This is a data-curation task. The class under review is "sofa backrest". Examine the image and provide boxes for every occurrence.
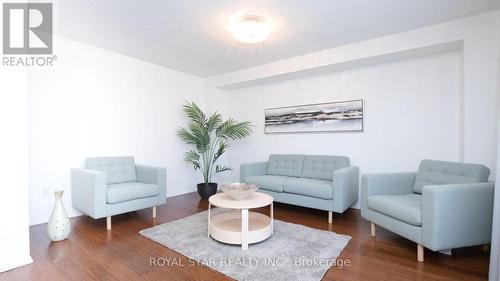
[266,154,304,177]
[302,155,350,180]
[413,159,490,194]
[86,156,137,184]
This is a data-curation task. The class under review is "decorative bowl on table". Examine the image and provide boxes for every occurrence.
[221,183,259,200]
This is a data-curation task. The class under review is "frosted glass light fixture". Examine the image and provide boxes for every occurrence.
[228,9,272,43]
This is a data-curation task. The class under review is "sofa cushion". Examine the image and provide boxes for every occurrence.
[413,159,490,194]
[302,155,350,180]
[283,178,334,200]
[367,194,422,226]
[107,182,159,204]
[245,175,294,193]
[266,154,304,177]
[86,156,137,184]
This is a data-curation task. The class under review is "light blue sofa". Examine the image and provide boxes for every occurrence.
[240,154,359,223]
[361,159,494,262]
[71,156,166,230]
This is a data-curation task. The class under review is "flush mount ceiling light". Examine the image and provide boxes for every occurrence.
[228,8,273,44]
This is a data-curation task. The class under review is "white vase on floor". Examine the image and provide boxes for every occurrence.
[47,191,71,241]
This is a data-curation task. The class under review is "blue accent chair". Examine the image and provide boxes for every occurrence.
[241,154,359,223]
[361,159,494,261]
[71,156,166,229]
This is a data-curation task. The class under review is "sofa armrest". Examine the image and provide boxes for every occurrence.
[422,182,494,251]
[240,161,268,182]
[332,166,359,212]
[361,172,416,218]
[71,168,107,219]
[136,165,167,205]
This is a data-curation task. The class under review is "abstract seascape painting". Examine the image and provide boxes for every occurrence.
[265,100,364,133]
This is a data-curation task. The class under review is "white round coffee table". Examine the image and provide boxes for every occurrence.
[208,192,273,250]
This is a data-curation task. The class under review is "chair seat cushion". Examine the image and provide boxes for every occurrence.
[368,194,422,226]
[283,178,333,200]
[107,182,159,204]
[245,175,295,193]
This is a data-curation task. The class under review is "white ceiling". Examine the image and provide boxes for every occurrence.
[55,0,500,77]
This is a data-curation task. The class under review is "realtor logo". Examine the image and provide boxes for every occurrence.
[3,3,53,54]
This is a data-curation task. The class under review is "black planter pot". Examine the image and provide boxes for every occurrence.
[197,182,218,199]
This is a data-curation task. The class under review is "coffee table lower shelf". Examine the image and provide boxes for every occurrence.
[208,211,272,248]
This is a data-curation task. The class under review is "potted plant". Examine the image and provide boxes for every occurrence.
[177,102,253,198]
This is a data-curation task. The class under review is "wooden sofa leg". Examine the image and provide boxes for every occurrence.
[328,211,332,224]
[153,206,157,218]
[370,222,376,237]
[106,216,111,230]
[438,249,452,255]
[482,244,490,252]
[417,244,424,262]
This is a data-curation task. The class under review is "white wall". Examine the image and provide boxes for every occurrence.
[0,0,32,271]
[490,117,500,280]
[488,13,500,280]
[28,37,206,225]
[0,54,32,273]
[218,52,461,193]
[206,12,500,210]
[208,12,500,185]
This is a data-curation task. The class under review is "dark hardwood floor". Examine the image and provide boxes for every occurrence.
[0,192,490,281]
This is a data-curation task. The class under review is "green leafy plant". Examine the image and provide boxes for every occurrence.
[177,102,253,185]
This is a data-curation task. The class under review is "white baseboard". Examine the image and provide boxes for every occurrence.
[0,255,33,273]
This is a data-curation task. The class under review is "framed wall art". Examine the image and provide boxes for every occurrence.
[264,99,364,133]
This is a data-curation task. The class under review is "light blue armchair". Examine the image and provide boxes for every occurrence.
[361,159,494,262]
[71,156,166,230]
